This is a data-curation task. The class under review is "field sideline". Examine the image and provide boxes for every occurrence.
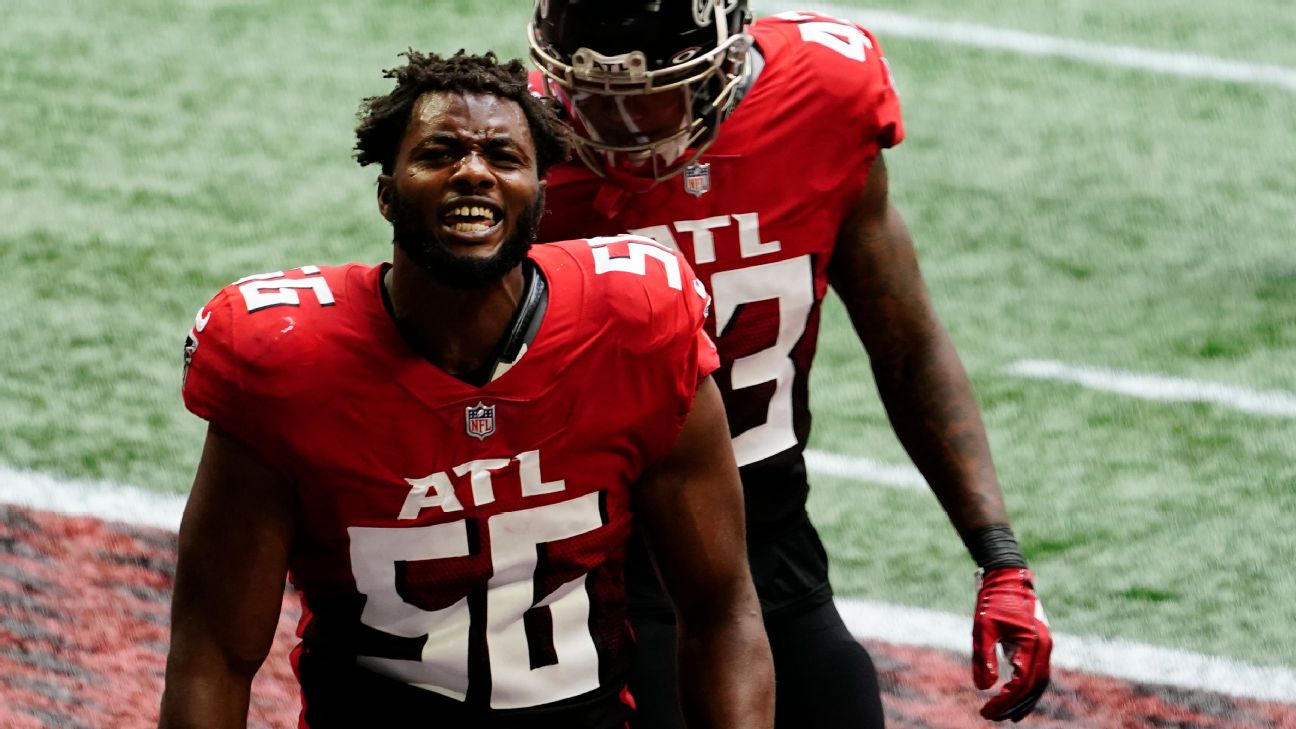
[4,460,1296,704]
[6,501,1294,728]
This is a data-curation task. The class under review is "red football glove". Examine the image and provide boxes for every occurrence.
[972,568,1052,722]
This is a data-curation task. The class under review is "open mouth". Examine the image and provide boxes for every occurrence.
[441,202,502,235]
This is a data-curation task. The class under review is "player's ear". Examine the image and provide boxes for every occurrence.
[377,175,395,222]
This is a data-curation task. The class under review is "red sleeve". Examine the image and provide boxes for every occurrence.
[636,240,719,463]
[696,330,719,384]
[634,240,717,398]
[685,275,720,386]
[180,283,293,475]
[569,236,719,456]
[857,25,905,150]
[754,13,905,154]
[182,287,247,434]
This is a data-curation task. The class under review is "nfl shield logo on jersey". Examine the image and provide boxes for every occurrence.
[683,162,711,197]
[465,402,496,440]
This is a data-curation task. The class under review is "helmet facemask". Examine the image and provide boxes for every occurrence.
[529,0,751,183]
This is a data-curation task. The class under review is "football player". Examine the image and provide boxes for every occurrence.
[528,1,1052,725]
[158,51,774,729]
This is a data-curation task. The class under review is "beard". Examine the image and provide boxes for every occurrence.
[390,187,545,290]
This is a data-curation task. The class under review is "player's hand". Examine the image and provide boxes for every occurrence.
[972,568,1052,722]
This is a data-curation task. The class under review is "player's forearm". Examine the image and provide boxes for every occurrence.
[675,605,774,729]
[870,325,1010,532]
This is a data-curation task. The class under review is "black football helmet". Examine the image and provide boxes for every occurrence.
[529,0,752,183]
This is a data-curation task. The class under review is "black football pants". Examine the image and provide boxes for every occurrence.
[628,599,886,729]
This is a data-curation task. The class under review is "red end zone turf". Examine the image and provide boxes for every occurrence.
[2,505,1293,728]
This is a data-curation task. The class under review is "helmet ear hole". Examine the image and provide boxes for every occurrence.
[528,0,751,182]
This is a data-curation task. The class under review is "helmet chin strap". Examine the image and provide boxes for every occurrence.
[733,44,764,107]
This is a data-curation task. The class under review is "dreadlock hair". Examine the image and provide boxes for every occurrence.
[355,50,572,177]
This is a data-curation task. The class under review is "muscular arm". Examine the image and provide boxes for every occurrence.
[634,376,774,729]
[828,153,1010,535]
[158,425,296,729]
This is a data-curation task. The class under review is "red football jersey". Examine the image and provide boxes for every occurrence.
[181,238,717,723]
[535,12,904,534]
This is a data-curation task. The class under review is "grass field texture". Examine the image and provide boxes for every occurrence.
[1,0,1293,672]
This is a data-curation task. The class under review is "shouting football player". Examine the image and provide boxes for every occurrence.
[158,51,774,729]
[528,1,1053,726]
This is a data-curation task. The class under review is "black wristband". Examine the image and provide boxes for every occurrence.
[961,524,1028,571]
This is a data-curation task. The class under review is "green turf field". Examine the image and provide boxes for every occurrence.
[2,0,1293,670]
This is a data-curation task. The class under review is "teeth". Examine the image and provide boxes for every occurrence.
[448,205,496,222]
[453,222,491,232]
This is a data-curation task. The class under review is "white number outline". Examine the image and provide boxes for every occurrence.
[235,266,335,312]
[347,492,606,708]
[776,12,873,62]
[588,236,683,290]
[708,255,815,466]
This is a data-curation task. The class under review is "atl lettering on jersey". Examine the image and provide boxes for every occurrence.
[181,237,717,721]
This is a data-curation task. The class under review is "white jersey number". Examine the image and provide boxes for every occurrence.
[709,255,815,466]
[588,236,683,290]
[348,492,605,708]
[776,12,873,62]
[234,266,335,312]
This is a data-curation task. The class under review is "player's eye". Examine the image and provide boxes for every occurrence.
[490,150,524,167]
[412,142,460,164]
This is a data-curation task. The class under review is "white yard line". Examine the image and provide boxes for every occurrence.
[1006,359,1296,417]
[0,465,187,531]
[804,449,927,490]
[836,598,1296,703]
[762,2,1296,94]
[3,464,1295,703]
